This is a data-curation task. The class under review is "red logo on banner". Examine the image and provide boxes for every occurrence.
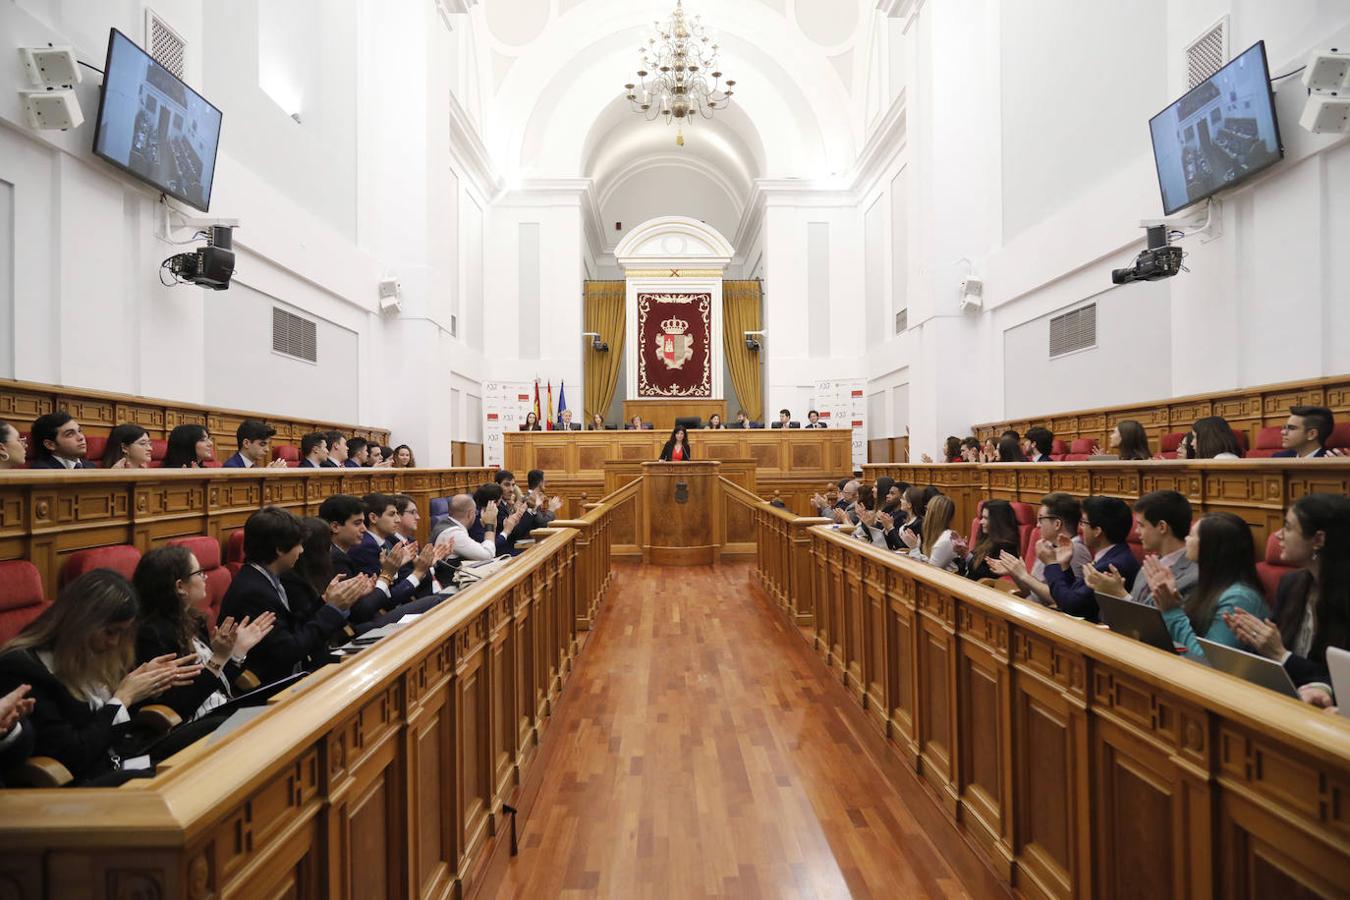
[487,413,499,421]
[852,420,863,427]
[517,394,530,402]
[819,411,831,418]
[851,390,863,398]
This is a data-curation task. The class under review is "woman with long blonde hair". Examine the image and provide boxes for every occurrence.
[903,494,964,572]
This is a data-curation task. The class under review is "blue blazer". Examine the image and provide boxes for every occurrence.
[298,458,319,468]
[347,531,390,576]
[344,459,361,468]
[1043,542,1140,622]
[29,456,95,469]
[1274,448,1327,458]
[221,452,248,468]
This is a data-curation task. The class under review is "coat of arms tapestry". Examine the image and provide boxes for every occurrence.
[636,292,712,397]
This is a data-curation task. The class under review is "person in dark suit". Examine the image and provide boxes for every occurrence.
[217,507,366,685]
[320,494,444,622]
[322,431,347,468]
[221,419,290,469]
[729,411,750,429]
[1024,426,1055,462]
[558,410,581,431]
[1040,496,1140,622]
[1274,406,1337,459]
[28,412,94,469]
[658,427,692,461]
[297,432,329,468]
[770,409,799,429]
[133,547,276,722]
[521,413,543,431]
[0,570,203,784]
[803,410,828,428]
[344,437,369,467]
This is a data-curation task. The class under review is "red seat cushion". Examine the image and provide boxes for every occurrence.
[1159,431,1186,459]
[150,439,168,462]
[1050,439,1068,455]
[274,444,299,465]
[0,561,48,645]
[168,536,231,628]
[58,545,142,589]
[1255,532,1295,605]
[1069,438,1095,455]
[225,529,245,575]
[1247,426,1285,458]
[1329,423,1350,451]
[84,435,108,466]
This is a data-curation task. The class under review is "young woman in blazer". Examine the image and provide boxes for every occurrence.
[658,427,692,461]
[0,571,202,784]
[133,547,275,722]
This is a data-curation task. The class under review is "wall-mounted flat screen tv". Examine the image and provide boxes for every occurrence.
[92,28,223,212]
[1148,40,1282,216]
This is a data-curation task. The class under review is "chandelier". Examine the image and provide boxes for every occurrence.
[623,0,736,146]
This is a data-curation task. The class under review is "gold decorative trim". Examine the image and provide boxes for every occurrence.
[624,269,725,279]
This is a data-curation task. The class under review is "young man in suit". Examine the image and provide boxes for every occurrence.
[1084,490,1197,609]
[771,409,794,429]
[221,420,289,468]
[1275,406,1335,458]
[989,492,1093,604]
[28,412,94,469]
[1024,426,1055,462]
[217,506,360,684]
[345,437,369,467]
[298,433,329,468]
[803,410,828,428]
[320,494,444,621]
[322,431,347,468]
[1038,496,1140,621]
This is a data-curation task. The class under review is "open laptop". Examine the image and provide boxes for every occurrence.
[1327,646,1350,717]
[1197,638,1300,699]
[1095,592,1178,652]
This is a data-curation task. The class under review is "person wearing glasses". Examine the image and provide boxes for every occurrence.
[1275,406,1342,458]
[101,424,155,469]
[988,492,1092,606]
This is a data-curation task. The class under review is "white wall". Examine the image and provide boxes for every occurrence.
[0,0,493,465]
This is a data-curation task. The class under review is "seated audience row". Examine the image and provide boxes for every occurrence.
[818,467,1349,709]
[924,406,1345,464]
[550,409,833,430]
[0,414,415,471]
[0,467,559,785]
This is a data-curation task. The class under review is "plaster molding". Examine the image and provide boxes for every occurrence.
[614,216,736,270]
[447,88,502,201]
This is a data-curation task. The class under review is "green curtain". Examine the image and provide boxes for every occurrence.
[584,281,626,423]
[722,280,763,421]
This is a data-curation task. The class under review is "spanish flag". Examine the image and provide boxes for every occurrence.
[533,380,542,424]
[546,381,555,430]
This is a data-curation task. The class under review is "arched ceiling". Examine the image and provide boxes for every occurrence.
[474,0,874,186]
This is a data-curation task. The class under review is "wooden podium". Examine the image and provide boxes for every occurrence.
[640,461,721,565]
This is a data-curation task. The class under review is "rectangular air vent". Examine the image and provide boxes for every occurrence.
[273,308,317,362]
[1049,303,1096,358]
[450,314,458,337]
[1185,18,1228,89]
[894,308,908,334]
[145,9,186,79]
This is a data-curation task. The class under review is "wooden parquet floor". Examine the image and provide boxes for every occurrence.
[493,562,1003,899]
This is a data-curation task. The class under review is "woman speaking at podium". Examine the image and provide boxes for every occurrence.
[658,427,692,461]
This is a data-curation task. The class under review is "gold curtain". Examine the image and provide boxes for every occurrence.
[722,280,763,421]
[583,281,626,422]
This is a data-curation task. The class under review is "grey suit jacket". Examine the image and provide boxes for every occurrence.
[1133,553,1198,608]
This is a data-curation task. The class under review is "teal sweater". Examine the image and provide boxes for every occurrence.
[1162,583,1270,661]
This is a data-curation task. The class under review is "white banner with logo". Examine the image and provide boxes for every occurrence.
[813,378,867,470]
[482,381,534,467]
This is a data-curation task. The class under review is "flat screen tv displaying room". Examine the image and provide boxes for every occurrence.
[92,28,223,212]
[1148,40,1283,216]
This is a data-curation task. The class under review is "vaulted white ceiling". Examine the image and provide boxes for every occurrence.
[465,0,878,247]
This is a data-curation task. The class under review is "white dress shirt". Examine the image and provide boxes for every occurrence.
[435,519,495,561]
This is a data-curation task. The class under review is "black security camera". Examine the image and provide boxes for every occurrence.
[1112,225,1183,286]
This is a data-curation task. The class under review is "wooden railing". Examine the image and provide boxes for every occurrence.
[544,477,640,631]
[0,528,581,900]
[862,459,1350,550]
[0,467,495,598]
[0,377,392,445]
[970,372,1350,449]
[739,489,1350,898]
[728,480,830,627]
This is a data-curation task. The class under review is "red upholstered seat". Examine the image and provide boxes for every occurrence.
[0,561,48,645]
[168,535,232,628]
[224,529,245,575]
[1051,439,1068,456]
[58,545,142,589]
[84,435,108,466]
[1247,426,1285,458]
[1233,430,1249,453]
[274,444,300,467]
[1159,431,1186,459]
[151,439,168,462]
[1255,531,1295,606]
[1329,423,1350,452]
